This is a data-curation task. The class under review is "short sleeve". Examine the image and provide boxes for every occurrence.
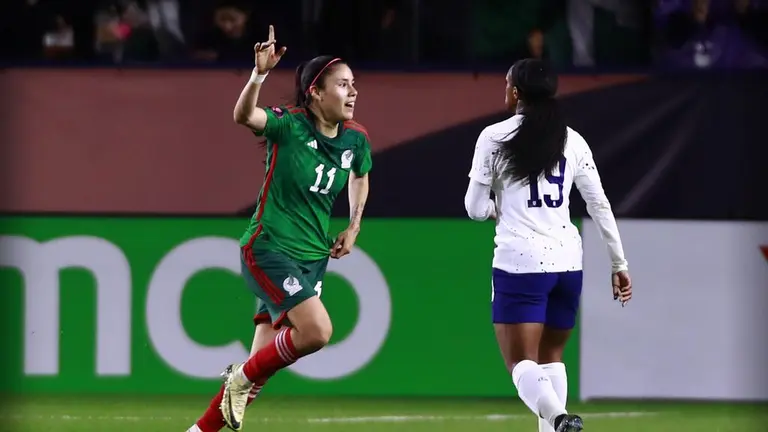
[344,121,372,176]
[252,106,294,142]
[468,129,496,185]
[354,134,372,176]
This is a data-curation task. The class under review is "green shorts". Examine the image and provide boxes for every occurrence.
[241,246,328,329]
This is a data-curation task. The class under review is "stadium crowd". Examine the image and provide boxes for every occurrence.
[2,0,767,68]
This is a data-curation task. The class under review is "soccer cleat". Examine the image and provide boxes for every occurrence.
[219,363,252,431]
[555,414,584,432]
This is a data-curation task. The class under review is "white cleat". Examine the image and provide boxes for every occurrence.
[219,364,252,431]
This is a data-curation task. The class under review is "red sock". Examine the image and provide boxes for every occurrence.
[242,328,298,382]
[195,382,267,432]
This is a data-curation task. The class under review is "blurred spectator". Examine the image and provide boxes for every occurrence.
[0,0,98,62]
[471,0,539,65]
[568,0,650,67]
[95,0,177,63]
[527,28,547,60]
[42,14,75,59]
[192,1,255,64]
[658,0,768,68]
[145,0,187,61]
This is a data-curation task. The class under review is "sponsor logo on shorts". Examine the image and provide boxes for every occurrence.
[282,276,302,296]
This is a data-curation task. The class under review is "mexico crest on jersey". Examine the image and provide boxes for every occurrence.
[341,150,354,169]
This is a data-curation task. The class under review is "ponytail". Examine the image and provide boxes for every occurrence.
[498,59,567,184]
[294,61,308,108]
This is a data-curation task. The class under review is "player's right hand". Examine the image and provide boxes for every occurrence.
[612,270,632,307]
[254,25,287,74]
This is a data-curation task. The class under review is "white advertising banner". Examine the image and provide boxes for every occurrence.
[580,220,768,401]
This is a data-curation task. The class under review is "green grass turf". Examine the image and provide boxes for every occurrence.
[1,396,765,432]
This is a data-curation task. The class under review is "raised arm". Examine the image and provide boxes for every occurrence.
[233,25,287,132]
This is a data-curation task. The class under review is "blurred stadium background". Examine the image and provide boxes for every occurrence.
[0,0,767,431]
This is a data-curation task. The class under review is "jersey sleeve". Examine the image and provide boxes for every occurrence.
[468,129,496,185]
[347,123,372,176]
[354,136,372,176]
[572,138,629,273]
[252,106,295,142]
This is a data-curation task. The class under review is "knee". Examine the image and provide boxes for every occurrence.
[287,297,333,354]
[307,319,333,348]
[506,353,539,375]
[295,318,332,353]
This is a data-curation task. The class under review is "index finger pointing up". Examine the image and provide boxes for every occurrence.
[268,25,274,42]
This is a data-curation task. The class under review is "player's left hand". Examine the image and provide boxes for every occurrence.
[331,227,359,259]
[612,270,632,307]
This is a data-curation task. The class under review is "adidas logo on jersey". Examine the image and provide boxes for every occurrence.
[306,140,318,149]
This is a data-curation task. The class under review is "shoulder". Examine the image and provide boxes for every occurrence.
[478,115,523,145]
[343,120,371,143]
[265,105,306,122]
[474,116,520,155]
[564,126,591,157]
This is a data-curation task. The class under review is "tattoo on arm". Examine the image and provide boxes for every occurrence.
[348,174,369,231]
[350,202,365,228]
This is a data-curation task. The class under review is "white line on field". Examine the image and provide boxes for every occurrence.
[2,411,657,423]
[307,412,656,423]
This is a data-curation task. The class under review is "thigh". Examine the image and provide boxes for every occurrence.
[241,247,318,329]
[492,269,557,325]
[544,271,583,330]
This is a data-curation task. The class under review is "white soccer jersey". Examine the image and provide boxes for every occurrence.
[466,115,628,274]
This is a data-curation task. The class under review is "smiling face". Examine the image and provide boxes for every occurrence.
[309,63,357,122]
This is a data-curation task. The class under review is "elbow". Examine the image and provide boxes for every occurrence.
[233,110,248,125]
[588,199,612,215]
[467,211,487,222]
[464,202,487,221]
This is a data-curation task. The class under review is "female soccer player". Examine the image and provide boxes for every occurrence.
[464,59,632,432]
[187,25,372,432]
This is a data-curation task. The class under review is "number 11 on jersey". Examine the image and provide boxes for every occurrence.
[310,164,336,195]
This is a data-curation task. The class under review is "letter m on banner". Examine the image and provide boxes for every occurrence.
[0,236,132,377]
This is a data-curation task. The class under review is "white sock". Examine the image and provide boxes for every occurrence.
[538,362,568,432]
[512,360,567,427]
[235,363,252,386]
[186,425,202,432]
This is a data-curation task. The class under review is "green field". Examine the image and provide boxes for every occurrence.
[1,396,766,432]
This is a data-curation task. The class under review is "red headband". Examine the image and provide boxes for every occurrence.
[305,58,342,96]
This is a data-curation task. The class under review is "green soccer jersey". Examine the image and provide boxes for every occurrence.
[240,105,373,261]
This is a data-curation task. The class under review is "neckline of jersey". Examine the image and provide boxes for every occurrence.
[299,113,346,144]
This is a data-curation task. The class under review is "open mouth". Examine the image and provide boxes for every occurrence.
[344,101,355,108]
